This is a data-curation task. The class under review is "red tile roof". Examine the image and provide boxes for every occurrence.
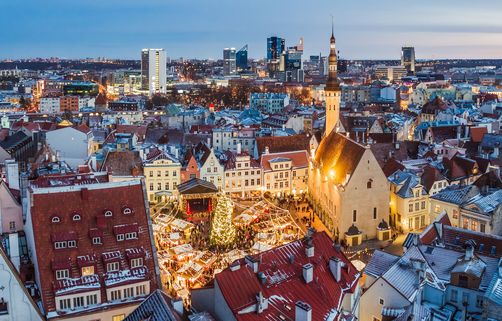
[421,215,502,257]
[256,134,312,156]
[470,126,488,143]
[419,211,451,245]
[116,125,148,142]
[29,181,158,316]
[420,165,446,192]
[214,232,359,321]
[260,150,309,171]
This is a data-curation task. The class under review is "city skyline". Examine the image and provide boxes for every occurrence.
[2,0,502,60]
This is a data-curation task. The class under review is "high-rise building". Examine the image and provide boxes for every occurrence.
[284,38,304,82]
[141,48,167,95]
[267,36,285,60]
[223,47,237,76]
[324,27,341,136]
[236,45,248,72]
[267,36,285,76]
[401,46,415,75]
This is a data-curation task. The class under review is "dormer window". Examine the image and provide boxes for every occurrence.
[104,210,113,217]
[52,216,61,223]
[123,207,132,215]
[55,269,69,280]
[73,214,81,221]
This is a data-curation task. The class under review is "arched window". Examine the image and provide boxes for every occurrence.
[73,214,81,221]
[123,208,132,215]
[51,216,61,223]
[104,210,113,217]
[367,179,373,189]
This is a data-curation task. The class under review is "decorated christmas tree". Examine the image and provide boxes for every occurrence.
[210,193,236,249]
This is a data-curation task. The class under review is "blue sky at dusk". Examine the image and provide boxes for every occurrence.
[1,0,502,60]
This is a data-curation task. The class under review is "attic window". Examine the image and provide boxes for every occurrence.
[123,208,132,215]
[73,214,81,221]
[104,210,113,217]
[52,216,61,223]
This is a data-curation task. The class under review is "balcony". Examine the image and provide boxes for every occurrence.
[53,274,101,295]
[104,266,148,287]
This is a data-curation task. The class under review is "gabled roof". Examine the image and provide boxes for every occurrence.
[177,178,218,195]
[194,142,213,166]
[442,154,478,180]
[255,134,311,156]
[382,157,406,177]
[339,115,379,133]
[388,170,425,198]
[0,131,31,152]
[484,260,502,305]
[314,132,367,185]
[145,147,179,164]
[370,142,411,169]
[470,126,488,143]
[473,170,502,189]
[421,96,449,115]
[123,289,183,321]
[214,231,359,321]
[431,184,479,205]
[260,150,309,172]
[380,246,426,299]
[463,189,502,215]
[419,211,451,245]
[101,150,143,177]
[481,134,502,149]
[116,124,147,142]
[364,250,399,278]
[429,126,458,143]
[421,165,447,192]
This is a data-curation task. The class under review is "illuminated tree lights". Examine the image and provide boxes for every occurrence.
[210,194,236,249]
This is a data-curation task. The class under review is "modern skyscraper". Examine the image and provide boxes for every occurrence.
[141,48,167,95]
[401,46,415,75]
[267,36,285,76]
[285,38,304,82]
[324,27,341,136]
[236,45,248,72]
[267,36,285,60]
[223,47,237,75]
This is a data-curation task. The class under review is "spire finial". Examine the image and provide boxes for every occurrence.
[331,15,334,37]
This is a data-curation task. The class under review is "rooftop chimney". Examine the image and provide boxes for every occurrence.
[237,142,242,154]
[230,261,241,271]
[5,159,20,190]
[245,255,259,273]
[264,146,269,154]
[295,301,312,321]
[305,244,314,258]
[465,243,474,261]
[329,257,343,282]
[303,263,313,284]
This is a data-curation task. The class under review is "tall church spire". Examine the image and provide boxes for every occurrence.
[324,19,341,137]
[326,16,340,91]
